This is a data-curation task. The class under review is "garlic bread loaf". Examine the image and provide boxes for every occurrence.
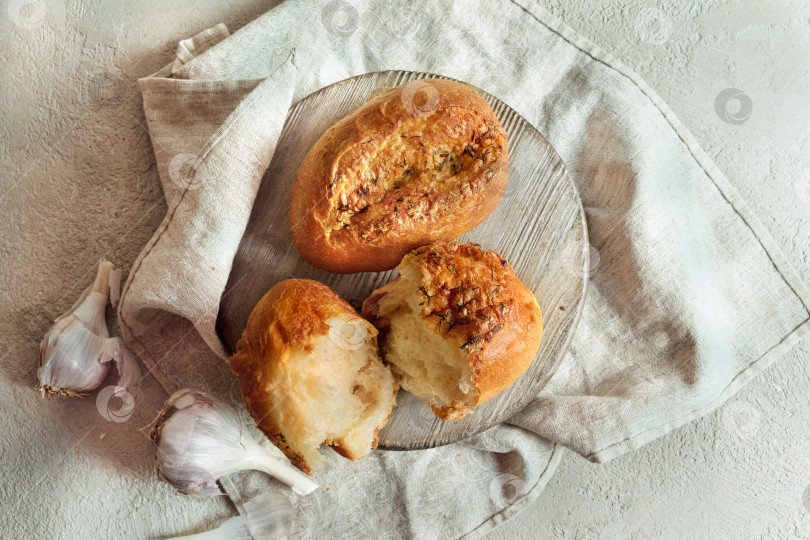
[228,279,398,474]
[289,78,509,273]
[362,242,542,420]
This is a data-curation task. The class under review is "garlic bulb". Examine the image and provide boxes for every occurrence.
[169,491,305,540]
[150,388,318,496]
[37,260,139,397]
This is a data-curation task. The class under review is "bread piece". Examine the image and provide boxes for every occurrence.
[228,279,398,474]
[289,78,509,273]
[362,242,542,419]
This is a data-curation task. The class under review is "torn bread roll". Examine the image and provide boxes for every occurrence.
[228,279,398,474]
[362,241,543,420]
[289,78,509,273]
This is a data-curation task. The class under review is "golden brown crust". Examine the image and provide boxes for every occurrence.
[362,242,543,419]
[289,79,509,273]
[228,279,389,474]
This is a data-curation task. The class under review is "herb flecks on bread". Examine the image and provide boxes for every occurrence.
[290,79,509,273]
[362,242,543,420]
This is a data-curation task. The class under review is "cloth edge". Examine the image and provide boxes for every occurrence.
[463,443,564,539]
[586,318,810,462]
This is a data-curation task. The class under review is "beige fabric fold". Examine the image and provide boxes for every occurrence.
[118,0,810,537]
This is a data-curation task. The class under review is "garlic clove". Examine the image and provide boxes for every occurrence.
[37,308,113,395]
[71,290,110,338]
[36,260,140,397]
[150,389,318,497]
[167,490,306,540]
[107,338,140,390]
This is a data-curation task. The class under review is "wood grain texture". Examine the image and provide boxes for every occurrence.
[216,71,588,450]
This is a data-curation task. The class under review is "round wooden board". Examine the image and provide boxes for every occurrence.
[217,70,588,450]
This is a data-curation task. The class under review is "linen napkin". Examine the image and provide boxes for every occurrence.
[118,0,810,537]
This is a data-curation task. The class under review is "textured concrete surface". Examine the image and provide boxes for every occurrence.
[0,0,808,538]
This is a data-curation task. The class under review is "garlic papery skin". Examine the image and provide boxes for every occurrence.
[169,490,305,540]
[37,260,139,397]
[150,388,319,497]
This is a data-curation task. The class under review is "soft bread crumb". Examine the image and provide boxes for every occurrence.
[375,271,477,415]
[229,279,398,475]
[264,316,397,471]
